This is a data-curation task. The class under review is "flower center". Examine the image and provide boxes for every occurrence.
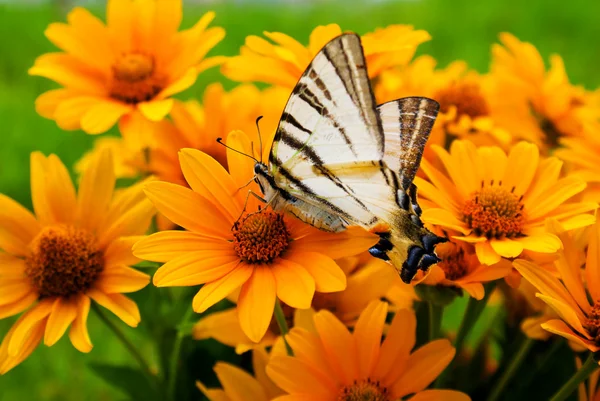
[435,82,489,119]
[232,211,290,264]
[338,379,390,401]
[462,182,525,239]
[25,225,104,298]
[110,52,165,104]
[435,242,469,280]
[584,300,600,344]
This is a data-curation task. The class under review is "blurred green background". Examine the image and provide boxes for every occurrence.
[0,0,598,399]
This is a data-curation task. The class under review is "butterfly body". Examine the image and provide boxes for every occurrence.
[254,33,445,283]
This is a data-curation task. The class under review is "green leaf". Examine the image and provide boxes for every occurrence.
[88,363,162,401]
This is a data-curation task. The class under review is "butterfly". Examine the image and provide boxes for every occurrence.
[252,33,446,284]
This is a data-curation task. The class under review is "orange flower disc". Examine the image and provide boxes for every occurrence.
[584,301,600,344]
[338,378,390,401]
[436,81,489,119]
[25,225,104,298]
[232,211,290,263]
[110,53,167,104]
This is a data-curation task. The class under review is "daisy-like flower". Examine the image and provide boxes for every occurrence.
[197,348,284,401]
[193,253,407,353]
[513,217,600,353]
[266,300,470,401]
[491,33,599,146]
[30,0,225,138]
[133,131,379,342]
[0,150,154,374]
[415,140,597,265]
[419,240,512,300]
[221,24,430,88]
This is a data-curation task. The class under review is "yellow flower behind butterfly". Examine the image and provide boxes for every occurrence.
[415,140,596,265]
[266,301,470,401]
[222,24,430,88]
[133,131,378,342]
[30,0,225,139]
[0,150,154,374]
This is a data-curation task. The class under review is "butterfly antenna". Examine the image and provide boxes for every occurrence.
[255,116,264,163]
[216,138,259,163]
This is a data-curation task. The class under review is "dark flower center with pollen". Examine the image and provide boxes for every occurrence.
[584,300,600,344]
[25,226,104,298]
[232,211,290,264]
[110,52,166,104]
[462,181,525,239]
[436,82,489,119]
[436,242,470,280]
[338,378,390,401]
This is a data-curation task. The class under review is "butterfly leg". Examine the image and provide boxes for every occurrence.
[233,190,268,228]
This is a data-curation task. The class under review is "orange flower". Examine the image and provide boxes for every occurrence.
[513,217,600,353]
[415,140,596,265]
[266,300,470,401]
[133,131,378,342]
[30,0,225,138]
[0,150,154,373]
[222,24,429,88]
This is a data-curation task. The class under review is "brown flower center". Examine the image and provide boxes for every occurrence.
[435,242,469,280]
[462,182,525,239]
[232,212,290,264]
[436,82,489,119]
[25,226,104,298]
[110,52,166,104]
[584,300,600,344]
[338,378,390,401]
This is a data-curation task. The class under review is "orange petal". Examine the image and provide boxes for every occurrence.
[143,181,231,239]
[193,264,254,313]
[76,147,115,232]
[133,231,233,263]
[95,265,150,294]
[157,68,198,99]
[459,282,485,300]
[69,295,92,353]
[536,294,589,338]
[154,253,240,287]
[0,292,37,320]
[289,226,378,260]
[409,390,471,401]
[393,339,455,397]
[282,251,346,293]
[81,100,132,134]
[54,95,101,130]
[475,241,501,265]
[490,239,524,258]
[314,309,358,386]
[9,299,53,356]
[502,142,539,196]
[286,328,336,378]
[353,301,388,380]
[0,279,34,306]
[104,235,144,267]
[137,99,173,122]
[88,290,141,327]
[526,177,586,221]
[44,297,77,347]
[272,260,315,309]
[586,216,600,302]
[238,267,277,343]
[34,88,78,120]
[0,312,45,374]
[97,197,155,249]
[515,233,561,253]
[192,308,251,347]
[421,209,471,235]
[214,362,269,401]
[541,319,600,352]
[29,53,106,94]
[374,309,416,380]
[226,130,259,189]
[266,355,337,398]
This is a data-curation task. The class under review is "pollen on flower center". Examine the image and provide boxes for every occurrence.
[25,225,104,298]
[110,52,166,104]
[435,242,469,280]
[232,211,290,264]
[435,82,489,119]
[338,378,390,401]
[584,300,600,344]
[462,182,525,239]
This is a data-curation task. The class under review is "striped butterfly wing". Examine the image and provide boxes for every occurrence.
[269,33,391,227]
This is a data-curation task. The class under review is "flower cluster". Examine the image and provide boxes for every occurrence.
[2,0,600,400]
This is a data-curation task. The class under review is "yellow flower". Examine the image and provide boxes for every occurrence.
[196,348,284,401]
[491,33,599,146]
[0,150,154,374]
[133,131,378,342]
[513,217,600,353]
[222,24,430,88]
[415,140,596,265]
[375,56,538,148]
[30,0,225,137]
[192,253,409,352]
[420,240,512,300]
[266,300,470,401]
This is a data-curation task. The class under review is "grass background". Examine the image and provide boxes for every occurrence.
[0,0,599,399]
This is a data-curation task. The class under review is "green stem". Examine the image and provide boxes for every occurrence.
[168,306,195,401]
[274,298,293,356]
[488,337,535,401]
[92,303,156,386]
[550,353,598,401]
[428,302,444,341]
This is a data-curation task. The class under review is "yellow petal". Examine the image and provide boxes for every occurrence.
[133,231,232,263]
[9,299,53,356]
[515,233,561,253]
[153,253,240,287]
[353,301,388,380]
[489,238,524,258]
[214,362,268,401]
[76,147,115,232]
[282,251,346,293]
[374,309,416,380]
[536,294,589,338]
[95,265,150,294]
[272,260,315,309]
[266,355,337,397]
[289,226,378,259]
[44,297,77,347]
[475,241,501,265]
[69,295,92,353]
[541,319,600,353]
[193,264,253,313]
[137,99,174,122]
[104,235,144,267]
[238,267,276,343]
[0,193,41,256]
[88,290,140,327]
